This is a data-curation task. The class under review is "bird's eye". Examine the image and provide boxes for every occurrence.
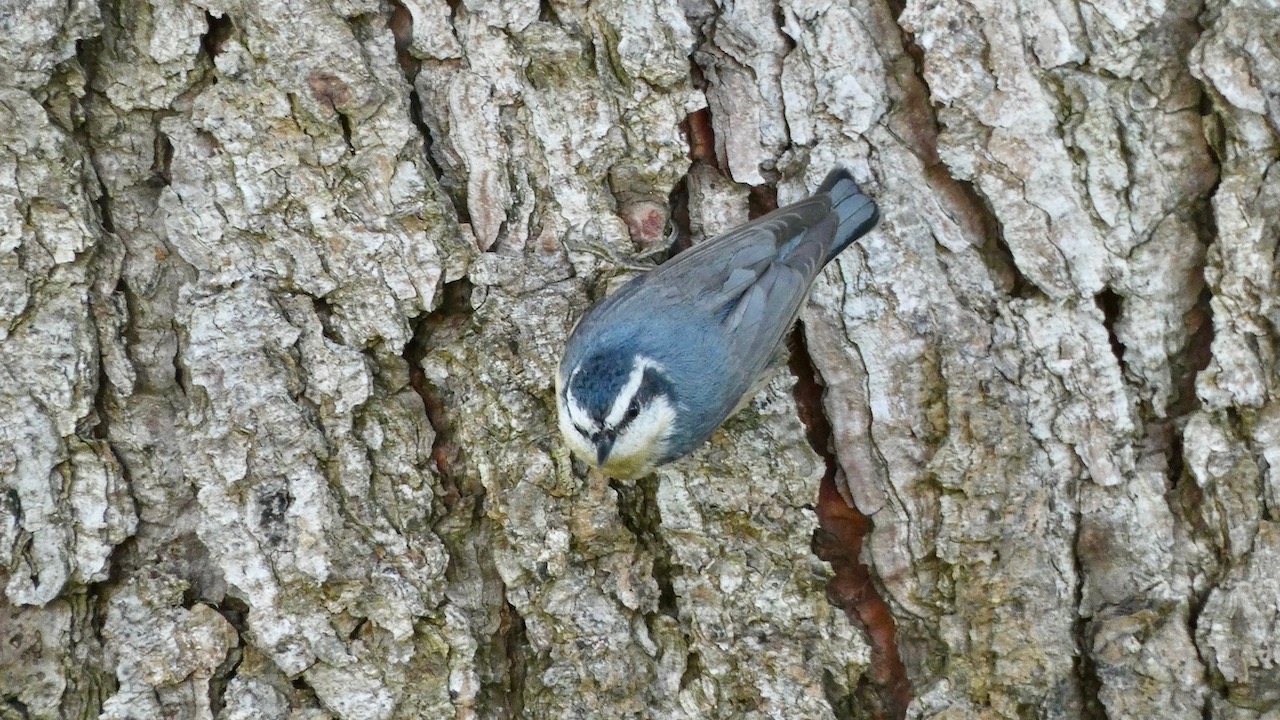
[625,400,640,419]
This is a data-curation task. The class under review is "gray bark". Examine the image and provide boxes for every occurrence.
[0,0,1275,718]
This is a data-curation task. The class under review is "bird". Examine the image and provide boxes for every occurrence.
[556,166,880,479]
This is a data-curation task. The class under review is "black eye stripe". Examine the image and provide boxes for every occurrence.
[634,366,675,407]
[568,361,674,438]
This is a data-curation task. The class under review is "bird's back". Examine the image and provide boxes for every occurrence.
[563,167,879,458]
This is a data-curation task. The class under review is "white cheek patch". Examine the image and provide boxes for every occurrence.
[605,396,676,476]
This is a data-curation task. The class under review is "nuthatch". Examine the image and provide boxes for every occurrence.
[557,167,880,479]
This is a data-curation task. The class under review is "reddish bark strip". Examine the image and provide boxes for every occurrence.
[791,328,912,720]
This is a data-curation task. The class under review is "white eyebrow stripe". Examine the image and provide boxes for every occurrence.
[605,356,659,427]
[564,385,595,431]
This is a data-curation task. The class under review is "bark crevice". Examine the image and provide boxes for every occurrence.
[405,277,475,503]
[790,325,911,720]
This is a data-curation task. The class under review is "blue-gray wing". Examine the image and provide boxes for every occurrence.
[687,204,832,332]
[610,197,838,376]
[569,167,877,379]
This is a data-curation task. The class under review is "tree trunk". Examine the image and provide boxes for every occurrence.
[1,0,1276,718]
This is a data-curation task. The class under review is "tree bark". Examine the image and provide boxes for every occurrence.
[0,0,1276,718]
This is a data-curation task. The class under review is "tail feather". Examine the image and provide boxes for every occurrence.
[816,167,880,264]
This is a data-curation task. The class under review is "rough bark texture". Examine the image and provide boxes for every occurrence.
[0,0,1276,718]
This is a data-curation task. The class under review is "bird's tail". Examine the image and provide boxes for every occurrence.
[817,167,880,264]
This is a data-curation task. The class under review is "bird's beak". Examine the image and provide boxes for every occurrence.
[595,432,615,467]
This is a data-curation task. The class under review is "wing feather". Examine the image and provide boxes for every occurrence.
[568,174,867,401]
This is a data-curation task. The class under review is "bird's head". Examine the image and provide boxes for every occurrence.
[556,351,677,479]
